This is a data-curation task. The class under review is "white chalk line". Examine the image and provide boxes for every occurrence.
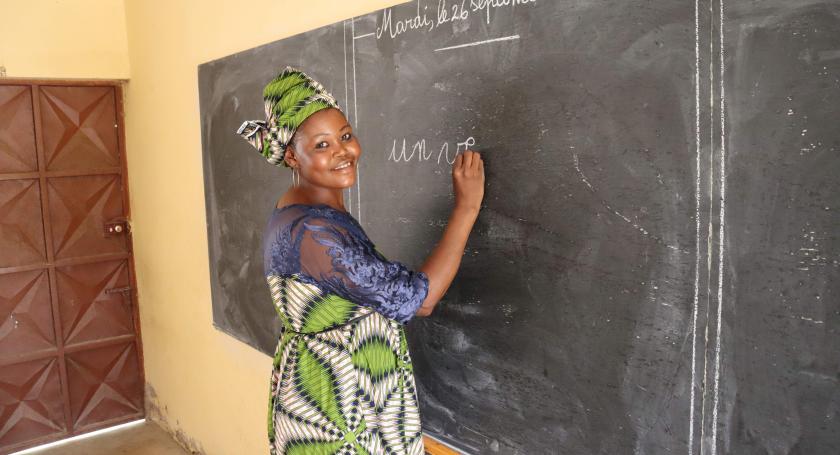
[572,154,594,191]
[433,35,520,52]
[571,153,689,254]
[352,18,362,224]
[700,0,717,451]
[343,20,353,215]
[688,0,701,450]
[354,32,375,40]
[710,0,727,451]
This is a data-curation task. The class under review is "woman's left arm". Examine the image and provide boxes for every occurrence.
[296,215,430,324]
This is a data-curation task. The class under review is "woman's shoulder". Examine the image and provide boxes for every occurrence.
[272,189,354,221]
[272,203,351,223]
[270,203,367,240]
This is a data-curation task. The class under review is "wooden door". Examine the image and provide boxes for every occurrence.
[0,81,145,454]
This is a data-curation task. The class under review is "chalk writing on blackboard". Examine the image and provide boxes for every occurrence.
[387,136,476,164]
[375,0,538,40]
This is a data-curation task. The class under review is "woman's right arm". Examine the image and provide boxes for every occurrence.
[415,150,485,317]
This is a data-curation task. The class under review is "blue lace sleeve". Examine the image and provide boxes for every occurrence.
[295,214,429,324]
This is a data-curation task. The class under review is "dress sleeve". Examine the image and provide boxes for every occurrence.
[294,215,429,324]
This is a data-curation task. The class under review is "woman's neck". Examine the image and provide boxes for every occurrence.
[277,185,346,212]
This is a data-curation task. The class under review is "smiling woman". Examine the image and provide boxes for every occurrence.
[283,108,361,196]
[237,66,485,455]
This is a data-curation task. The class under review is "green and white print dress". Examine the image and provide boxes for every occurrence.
[263,203,430,455]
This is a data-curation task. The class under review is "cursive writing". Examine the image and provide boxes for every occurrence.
[470,0,537,25]
[387,136,477,165]
[374,0,537,41]
[437,0,470,27]
[376,1,435,39]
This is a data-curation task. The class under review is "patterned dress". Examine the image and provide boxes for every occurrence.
[263,203,430,455]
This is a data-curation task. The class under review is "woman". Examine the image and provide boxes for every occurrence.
[237,67,484,455]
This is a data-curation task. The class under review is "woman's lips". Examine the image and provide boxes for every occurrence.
[332,162,354,172]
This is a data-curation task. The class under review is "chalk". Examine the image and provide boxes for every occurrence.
[710,0,728,451]
[351,18,363,224]
[343,20,354,216]
[688,0,701,450]
[434,35,520,52]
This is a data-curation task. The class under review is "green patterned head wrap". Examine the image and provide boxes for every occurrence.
[236,66,341,168]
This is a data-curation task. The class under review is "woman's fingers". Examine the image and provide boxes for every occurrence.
[463,150,474,169]
[455,150,484,173]
[467,151,481,171]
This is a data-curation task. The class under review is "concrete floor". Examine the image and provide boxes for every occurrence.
[17,419,190,455]
[15,420,458,455]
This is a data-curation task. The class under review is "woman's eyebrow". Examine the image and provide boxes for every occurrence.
[313,124,352,138]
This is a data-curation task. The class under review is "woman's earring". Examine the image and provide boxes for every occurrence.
[292,167,298,187]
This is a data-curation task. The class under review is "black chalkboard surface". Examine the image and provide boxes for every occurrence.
[198,1,840,453]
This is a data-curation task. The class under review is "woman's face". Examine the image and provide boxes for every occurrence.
[285,108,360,190]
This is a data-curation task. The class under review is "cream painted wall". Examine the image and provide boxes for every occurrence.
[0,0,130,78]
[121,1,407,454]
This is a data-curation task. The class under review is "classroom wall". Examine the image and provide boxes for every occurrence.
[2,0,408,453]
[121,0,406,453]
[0,0,130,78]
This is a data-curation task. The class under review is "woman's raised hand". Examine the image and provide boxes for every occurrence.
[452,150,485,213]
[415,150,485,317]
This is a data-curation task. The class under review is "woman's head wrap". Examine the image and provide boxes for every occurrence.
[236,66,341,168]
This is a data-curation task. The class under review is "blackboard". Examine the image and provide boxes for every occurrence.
[197,1,840,453]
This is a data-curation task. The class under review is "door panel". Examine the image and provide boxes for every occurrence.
[0,81,144,454]
[48,175,127,259]
[39,86,120,172]
[0,269,55,364]
[65,341,143,429]
[0,86,37,173]
[0,179,46,268]
[0,357,66,447]
[57,260,134,345]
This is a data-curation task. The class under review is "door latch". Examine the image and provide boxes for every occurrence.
[105,286,133,296]
[105,217,130,236]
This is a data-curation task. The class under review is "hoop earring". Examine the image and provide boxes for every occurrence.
[292,167,300,187]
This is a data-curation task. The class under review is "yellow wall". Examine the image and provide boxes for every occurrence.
[2,0,409,453]
[0,0,130,78]
[121,1,406,454]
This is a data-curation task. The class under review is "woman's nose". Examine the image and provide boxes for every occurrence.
[337,144,355,158]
